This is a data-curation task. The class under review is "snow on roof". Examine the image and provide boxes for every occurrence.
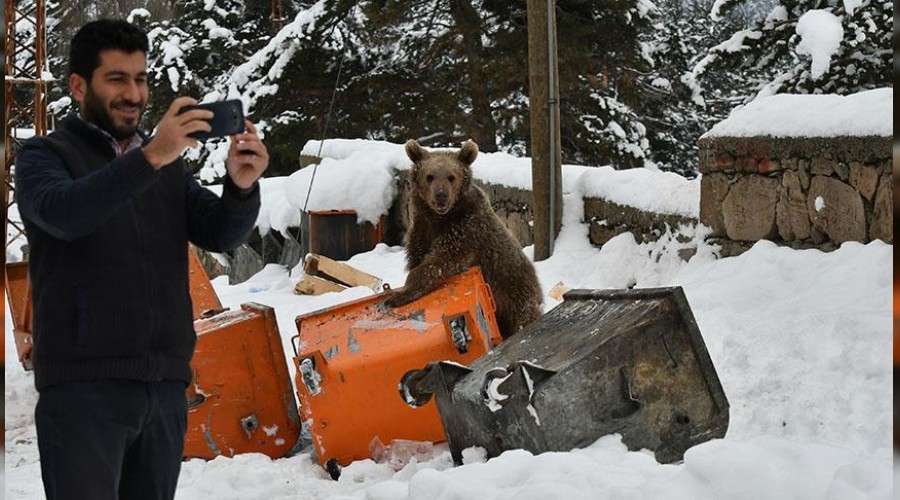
[702,88,892,139]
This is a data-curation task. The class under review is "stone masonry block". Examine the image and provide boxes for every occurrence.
[776,170,811,241]
[807,176,866,245]
[849,162,879,202]
[699,174,730,237]
[869,174,893,243]
[722,176,778,241]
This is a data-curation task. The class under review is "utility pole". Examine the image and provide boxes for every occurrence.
[526,0,562,261]
[270,0,285,34]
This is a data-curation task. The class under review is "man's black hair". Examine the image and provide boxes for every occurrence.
[69,19,149,80]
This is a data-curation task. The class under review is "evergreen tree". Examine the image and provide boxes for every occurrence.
[338,0,505,152]
[209,0,670,178]
[215,0,511,178]
[547,0,658,169]
[44,0,176,121]
[206,1,363,177]
[635,0,749,177]
[131,0,270,176]
[693,0,892,100]
[135,0,269,123]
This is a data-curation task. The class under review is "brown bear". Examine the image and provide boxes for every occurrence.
[385,139,543,339]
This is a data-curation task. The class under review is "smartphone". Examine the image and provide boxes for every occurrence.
[179,99,246,140]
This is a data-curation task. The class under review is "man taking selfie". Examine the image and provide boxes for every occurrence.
[14,18,269,500]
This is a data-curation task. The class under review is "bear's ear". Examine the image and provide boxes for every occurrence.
[458,140,478,166]
[405,140,427,163]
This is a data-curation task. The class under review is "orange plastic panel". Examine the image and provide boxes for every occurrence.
[5,261,33,370]
[185,302,301,459]
[293,266,502,467]
[188,245,222,319]
[4,246,221,371]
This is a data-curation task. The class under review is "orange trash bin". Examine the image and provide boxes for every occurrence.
[293,266,502,473]
[5,261,33,370]
[185,302,302,459]
[4,246,220,371]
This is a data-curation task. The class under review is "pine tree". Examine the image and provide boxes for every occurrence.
[131,0,270,177]
[213,0,672,176]
[635,0,749,177]
[44,0,176,121]
[546,0,658,169]
[134,0,269,124]
[693,0,892,100]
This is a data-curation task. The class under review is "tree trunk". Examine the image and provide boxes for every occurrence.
[448,0,498,152]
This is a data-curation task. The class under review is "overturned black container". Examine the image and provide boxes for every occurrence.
[408,286,729,464]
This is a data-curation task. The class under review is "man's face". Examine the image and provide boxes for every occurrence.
[70,49,149,140]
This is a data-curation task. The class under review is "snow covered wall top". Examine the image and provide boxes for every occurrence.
[702,88,892,138]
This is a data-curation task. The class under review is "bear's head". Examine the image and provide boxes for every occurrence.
[405,139,478,216]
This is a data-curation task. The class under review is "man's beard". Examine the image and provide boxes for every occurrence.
[82,85,145,141]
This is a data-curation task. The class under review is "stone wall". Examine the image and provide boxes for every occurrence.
[698,135,893,255]
[584,198,699,260]
[199,169,701,283]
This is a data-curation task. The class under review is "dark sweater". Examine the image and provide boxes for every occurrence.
[14,114,261,391]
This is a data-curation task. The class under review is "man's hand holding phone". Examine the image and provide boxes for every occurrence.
[142,96,267,187]
[142,96,214,170]
[226,120,269,190]
[180,100,246,140]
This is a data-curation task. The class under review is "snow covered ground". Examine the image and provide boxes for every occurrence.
[4,136,893,499]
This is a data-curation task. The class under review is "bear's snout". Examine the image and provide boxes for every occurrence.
[431,187,452,214]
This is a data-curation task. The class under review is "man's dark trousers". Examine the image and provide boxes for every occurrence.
[35,379,188,500]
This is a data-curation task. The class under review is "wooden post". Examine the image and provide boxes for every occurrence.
[527,0,562,261]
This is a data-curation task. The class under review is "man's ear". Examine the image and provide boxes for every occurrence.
[69,73,87,105]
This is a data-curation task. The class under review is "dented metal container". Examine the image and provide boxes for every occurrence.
[300,210,385,261]
[184,302,302,459]
[293,266,502,472]
[412,287,729,464]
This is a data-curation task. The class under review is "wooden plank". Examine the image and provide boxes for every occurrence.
[294,274,347,295]
[304,254,382,291]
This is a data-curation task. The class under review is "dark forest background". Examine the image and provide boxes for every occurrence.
[35,0,893,179]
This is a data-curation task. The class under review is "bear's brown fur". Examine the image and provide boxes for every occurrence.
[385,139,543,339]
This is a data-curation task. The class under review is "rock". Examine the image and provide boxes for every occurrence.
[806,176,866,245]
[776,170,811,241]
[699,174,730,237]
[722,176,778,241]
[868,174,893,243]
[849,162,878,202]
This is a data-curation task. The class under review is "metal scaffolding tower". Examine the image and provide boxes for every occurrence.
[5,0,49,256]
[5,0,48,368]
